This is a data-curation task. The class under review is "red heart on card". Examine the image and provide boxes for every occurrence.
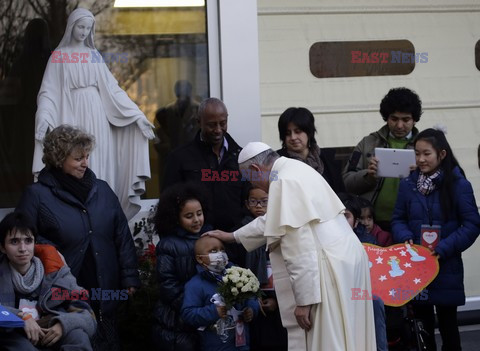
[422,232,438,244]
[361,244,439,307]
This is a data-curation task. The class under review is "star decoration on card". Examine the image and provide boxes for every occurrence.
[362,243,440,307]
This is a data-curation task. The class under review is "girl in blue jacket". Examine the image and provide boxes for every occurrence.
[392,128,480,351]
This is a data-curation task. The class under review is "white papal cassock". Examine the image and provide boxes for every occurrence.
[234,157,376,351]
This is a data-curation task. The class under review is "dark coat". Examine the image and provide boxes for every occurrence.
[276,147,345,194]
[162,131,247,231]
[391,168,480,305]
[152,225,211,351]
[354,224,378,245]
[15,168,140,316]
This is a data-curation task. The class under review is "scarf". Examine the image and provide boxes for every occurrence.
[51,167,95,204]
[417,169,442,195]
[10,256,44,295]
[287,144,325,175]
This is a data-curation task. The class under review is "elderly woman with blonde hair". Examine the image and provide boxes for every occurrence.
[16,124,140,350]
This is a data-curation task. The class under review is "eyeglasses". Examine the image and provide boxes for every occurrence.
[247,199,268,207]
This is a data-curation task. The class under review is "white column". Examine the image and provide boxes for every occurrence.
[207,0,262,146]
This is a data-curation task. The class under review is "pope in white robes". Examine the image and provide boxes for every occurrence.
[207,142,376,351]
[33,8,154,219]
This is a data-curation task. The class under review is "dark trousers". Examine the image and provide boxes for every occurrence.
[0,327,92,351]
[413,304,461,351]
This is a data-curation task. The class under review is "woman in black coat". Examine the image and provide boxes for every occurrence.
[277,107,345,193]
[15,125,140,350]
[152,183,210,351]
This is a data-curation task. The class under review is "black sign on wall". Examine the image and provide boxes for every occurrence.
[309,40,422,78]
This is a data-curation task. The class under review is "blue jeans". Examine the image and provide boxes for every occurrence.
[372,295,388,351]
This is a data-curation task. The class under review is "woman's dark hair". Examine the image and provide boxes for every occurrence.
[337,193,362,222]
[0,212,37,246]
[414,128,464,221]
[278,107,317,149]
[154,183,209,237]
[379,87,423,122]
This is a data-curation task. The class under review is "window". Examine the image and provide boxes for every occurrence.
[0,3,208,207]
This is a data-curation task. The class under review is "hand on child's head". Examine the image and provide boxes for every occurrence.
[194,236,225,258]
[245,188,268,218]
[194,236,228,273]
[242,307,254,323]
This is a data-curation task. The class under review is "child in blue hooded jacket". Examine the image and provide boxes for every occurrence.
[181,236,259,351]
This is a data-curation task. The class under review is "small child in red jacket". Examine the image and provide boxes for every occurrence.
[358,198,393,247]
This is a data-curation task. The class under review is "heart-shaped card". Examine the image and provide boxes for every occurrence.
[362,243,439,307]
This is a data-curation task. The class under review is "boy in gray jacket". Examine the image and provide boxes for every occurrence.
[0,212,96,350]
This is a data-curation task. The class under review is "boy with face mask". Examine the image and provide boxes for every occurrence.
[181,236,259,351]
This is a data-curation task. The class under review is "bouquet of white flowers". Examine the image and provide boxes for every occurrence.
[217,266,262,309]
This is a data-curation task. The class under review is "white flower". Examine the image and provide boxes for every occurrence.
[241,285,251,293]
[231,287,239,296]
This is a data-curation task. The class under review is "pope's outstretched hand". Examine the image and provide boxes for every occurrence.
[203,230,236,243]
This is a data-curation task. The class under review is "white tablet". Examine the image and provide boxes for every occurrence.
[374,148,415,178]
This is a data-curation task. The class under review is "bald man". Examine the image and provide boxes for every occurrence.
[162,98,247,232]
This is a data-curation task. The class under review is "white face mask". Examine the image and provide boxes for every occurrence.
[205,251,228,273]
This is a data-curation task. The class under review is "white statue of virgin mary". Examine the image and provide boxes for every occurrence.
[33,8,154,219]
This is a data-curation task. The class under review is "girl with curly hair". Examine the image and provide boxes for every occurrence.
[152,183,211,351]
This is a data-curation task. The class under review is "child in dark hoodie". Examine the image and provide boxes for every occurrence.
[338,193,388,351]
[239,185,287,351]
[358,197,393,247]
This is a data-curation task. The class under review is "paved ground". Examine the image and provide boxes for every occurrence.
[389,322,480,350]
[437,324,480,351]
